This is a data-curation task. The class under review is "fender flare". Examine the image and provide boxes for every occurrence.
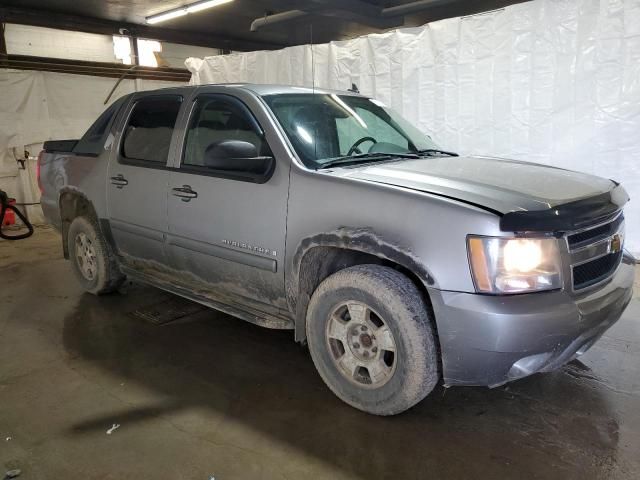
[58,189,98,260]
[286,227,436,341]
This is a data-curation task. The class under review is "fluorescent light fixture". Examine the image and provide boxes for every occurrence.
[146,0,233,24]
[146,9,188,24]
[186,0,232,13]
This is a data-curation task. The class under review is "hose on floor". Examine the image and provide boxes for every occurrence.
[0,189,34,240]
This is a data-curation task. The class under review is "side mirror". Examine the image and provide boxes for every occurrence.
[204,140,273,175]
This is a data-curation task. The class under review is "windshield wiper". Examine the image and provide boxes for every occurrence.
[415,148,459,157]
[318,152,419,169]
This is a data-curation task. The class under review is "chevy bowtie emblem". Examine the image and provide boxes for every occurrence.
[610,233,622,254]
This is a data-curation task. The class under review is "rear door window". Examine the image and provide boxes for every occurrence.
[121,96,182,165]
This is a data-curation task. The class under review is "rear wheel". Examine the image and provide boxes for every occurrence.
[306,264,439,415]
[68,216,124,294]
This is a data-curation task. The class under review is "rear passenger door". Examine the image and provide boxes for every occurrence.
[166,92,290,311]
[107,94,183,266]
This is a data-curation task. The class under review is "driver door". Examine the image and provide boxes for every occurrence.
[166,93,289,311]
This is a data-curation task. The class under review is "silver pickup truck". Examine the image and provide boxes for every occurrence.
[38,84,635,415]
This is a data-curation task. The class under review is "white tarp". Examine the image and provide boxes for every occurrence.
[186,0,640,255]
[0,69,181,221]
[0,69,180,154]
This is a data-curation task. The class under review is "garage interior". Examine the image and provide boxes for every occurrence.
[1,0,639,479]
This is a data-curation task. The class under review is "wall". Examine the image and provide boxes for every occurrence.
[4,24,118,63]
[161,42,221,68]
[4,24,221,68]
[186,0,640,255]
[1,25,214,223]
[0,69,184,219]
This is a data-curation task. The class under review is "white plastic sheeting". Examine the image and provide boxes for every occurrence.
[0,69,182,220]
[187,0,640,255]
[1,69,179,152]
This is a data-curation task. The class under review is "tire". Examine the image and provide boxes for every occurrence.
[67,216,124,295]
[306,264,439,415]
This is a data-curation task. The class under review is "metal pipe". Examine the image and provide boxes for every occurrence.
[249,0,456,33]
[381,0,454,17]
[104,65,139,105]
[250,10,308,32]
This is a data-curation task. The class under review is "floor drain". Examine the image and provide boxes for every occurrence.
[130,296,207,325]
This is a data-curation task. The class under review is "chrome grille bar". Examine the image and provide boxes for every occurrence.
[568,213,624,291]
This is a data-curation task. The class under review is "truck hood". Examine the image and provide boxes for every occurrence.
[333,155,627,231]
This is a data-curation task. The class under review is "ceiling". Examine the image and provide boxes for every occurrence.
[1,0,528,51]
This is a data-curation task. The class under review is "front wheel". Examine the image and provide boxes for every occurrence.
[306,265,439,415]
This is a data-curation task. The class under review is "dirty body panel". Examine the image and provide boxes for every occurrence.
[283,162,634,385]
[163,86,292,310]
[38,83,635,392]
[283,167,502,313]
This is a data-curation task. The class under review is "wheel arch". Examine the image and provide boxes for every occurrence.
[58,188,105,259]
[287,228,438,344]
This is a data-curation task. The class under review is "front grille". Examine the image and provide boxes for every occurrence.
[573,251,622,290]
[568,213,624,291]
[567,214,623,249]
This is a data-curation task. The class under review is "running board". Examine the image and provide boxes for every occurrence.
[121,266,294,330]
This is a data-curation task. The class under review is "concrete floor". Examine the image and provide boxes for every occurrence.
[1,226,639,480]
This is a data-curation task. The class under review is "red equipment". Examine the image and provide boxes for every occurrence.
[1,198,16,226]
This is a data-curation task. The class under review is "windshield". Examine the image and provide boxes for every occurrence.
[263,93,441,169]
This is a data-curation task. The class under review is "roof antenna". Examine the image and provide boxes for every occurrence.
[348,83,359,94]
[310,22,316,95]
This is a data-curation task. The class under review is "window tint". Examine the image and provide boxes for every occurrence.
[183,95,267,168]
[73,99,123,155]
[122,96,182,164]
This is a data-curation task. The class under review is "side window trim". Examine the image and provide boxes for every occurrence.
[177,93,275,184]
[186,93,264,138]
[72,99,124,156]
[117,94,184,170]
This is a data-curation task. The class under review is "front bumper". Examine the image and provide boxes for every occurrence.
[429,253,635,387]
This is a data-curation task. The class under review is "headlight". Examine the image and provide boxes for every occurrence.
[467,236,562,294]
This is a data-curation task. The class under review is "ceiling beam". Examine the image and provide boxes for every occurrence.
[0,54,191,81]
[0,5,285,52]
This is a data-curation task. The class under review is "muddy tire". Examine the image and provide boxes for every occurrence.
[306,264,439,415]
[67,216,124,295]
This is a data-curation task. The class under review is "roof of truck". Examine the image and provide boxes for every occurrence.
[141,83,367,97]
[235,83,366,97]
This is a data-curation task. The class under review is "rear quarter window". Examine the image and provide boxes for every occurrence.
[73,99,124,156]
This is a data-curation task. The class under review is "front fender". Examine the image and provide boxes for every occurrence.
[286,227,436,341]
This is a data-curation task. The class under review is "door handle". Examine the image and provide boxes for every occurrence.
[110,174,128,188]
[172,185,198,202]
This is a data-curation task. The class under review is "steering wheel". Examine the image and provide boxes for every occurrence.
[346,136,377,156]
